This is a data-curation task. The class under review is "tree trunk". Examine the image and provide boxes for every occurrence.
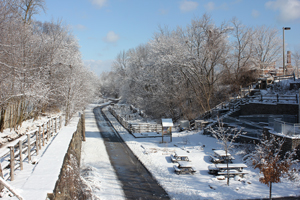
[269,182,272,200]
[226,151,229,186]
[0,107,6,132]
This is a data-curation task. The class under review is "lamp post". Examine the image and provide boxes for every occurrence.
[283,27,291,75]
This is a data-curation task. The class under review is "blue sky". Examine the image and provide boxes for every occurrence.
[37,0,300,76]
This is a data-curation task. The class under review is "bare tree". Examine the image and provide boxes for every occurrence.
[293,49,300,78]
[210,120,245,186]
[19,0,46,24]
[252,25,282,71]
[224,18,255,90]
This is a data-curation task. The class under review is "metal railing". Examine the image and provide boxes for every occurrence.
[273,118,300,136]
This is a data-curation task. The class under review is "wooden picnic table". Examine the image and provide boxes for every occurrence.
[208,163,248,177]
[210,150,235,163]
[173,161,196,175]
[170,152,190,162]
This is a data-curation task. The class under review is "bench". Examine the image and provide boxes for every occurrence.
[173,165,196,175]
[173,165,182,175]
[210,155,220,163]
[171,154,177,162]
[218,170,248,178]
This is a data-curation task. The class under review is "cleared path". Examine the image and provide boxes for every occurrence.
[93,106,169,200]
[81,104,125,200]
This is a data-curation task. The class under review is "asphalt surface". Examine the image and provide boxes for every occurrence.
[93,106,170,200]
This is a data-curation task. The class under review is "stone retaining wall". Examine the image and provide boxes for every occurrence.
[263,128,300,155]
[239,103,298,116]
[51,112,86,200]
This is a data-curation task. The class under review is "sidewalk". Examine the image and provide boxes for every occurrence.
[1,117,80,199]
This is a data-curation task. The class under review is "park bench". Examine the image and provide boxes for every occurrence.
[218,169,248,178]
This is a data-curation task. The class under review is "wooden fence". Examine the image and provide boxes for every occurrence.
[108,107,162,134]
[0,116,62,182]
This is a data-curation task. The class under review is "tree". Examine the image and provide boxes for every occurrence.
[210,120,245,185]
[292,49,300,78]
[252,25,282,71]
[223,18,255,90]
[19,0,46,24]
[252,134,297,200]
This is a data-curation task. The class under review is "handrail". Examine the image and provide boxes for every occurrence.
[0,116,62,182]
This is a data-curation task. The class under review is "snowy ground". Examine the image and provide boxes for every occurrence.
[101,105,300,200]
[0,102,299,199]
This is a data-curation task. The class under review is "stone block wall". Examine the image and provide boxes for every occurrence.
[239,103,298,116]
[263,128,300,155]
[52,113,86,200]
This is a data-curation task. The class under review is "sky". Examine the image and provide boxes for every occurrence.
[37,0,300,76]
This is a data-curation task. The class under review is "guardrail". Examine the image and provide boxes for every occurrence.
[273,119,300,137]
[248,94,298,104]
[0,116,62,182]
[108,106,162,134]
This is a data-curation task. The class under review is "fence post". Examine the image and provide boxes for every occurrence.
[47,120,50,141]
[19,140,23,170]
[55,117,57,133]
[38,126,41,150]
[42,124,45,146]
[9,146,15,181]
[27,133,31,162]
[52,118,54,135]
[277,94,279,102]
[82,111,86,142]
[35,131,39,155]
[249,86,251,96]
[296,94,298,103]
[59,116,62,129]
[0,163,3,191]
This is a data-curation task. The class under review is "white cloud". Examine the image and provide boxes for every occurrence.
[205,2,215,12]
[252,9,260,18]
[265,0,300,22]
[103,31,120,43]
[90,0,107,8]
[179,0,198,12]
[84,59,113,76]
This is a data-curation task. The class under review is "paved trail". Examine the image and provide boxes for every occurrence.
[94,106,169,200]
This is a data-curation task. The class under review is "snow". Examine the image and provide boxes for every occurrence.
[101,105,300,200]
[162,118,174,127]
[1,102,299,199]
[0,116,79,200]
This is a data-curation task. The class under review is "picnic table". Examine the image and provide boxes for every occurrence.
[173,161,196,175]
[170,152,190,163]
[210,150,235,163]
[208,163,248,177]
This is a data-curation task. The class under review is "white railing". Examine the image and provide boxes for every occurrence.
[273,119,300,136]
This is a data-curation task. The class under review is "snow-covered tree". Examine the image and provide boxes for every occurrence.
[210,120,245,185]
[252,134,297,200]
